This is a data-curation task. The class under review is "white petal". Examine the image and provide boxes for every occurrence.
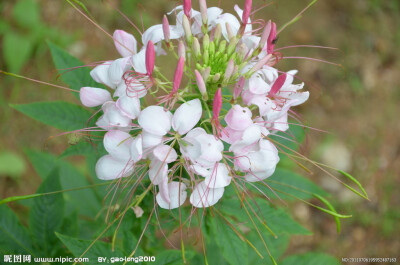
[156,181,187,209]
[96,102,131,130]
[90,61,112,87]
[230,125,262,154]
[116,94,141,119]
[197,133,224,164]
[95,155,133,180]
[108,57,131,89]
[142,24,183,45]
[130,135,143,162]
[132,48,147,74]
[190,181,224,208]
[138,106,172,136]
[204,163,232,188]
[153,144,178,163]
[141,131,164,149]
[172,99,202,135]
[113,29,137,57]
[80,87,112,107]
[103,130,132,159]
[148,160,168,185]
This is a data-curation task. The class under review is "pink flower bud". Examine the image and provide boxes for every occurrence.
[259,20,272,50]
[80,87,112,107]
[242,0,252,25]
[145,41,155,76]
[269,73,286,97]
[173,57,185,92]
[162,15,170,42]
[113,30,137,57]
[183,0,192,18]
[224,59,235,81]
[178,41,186,58]
[233,76,245,99]
[199,0,208,24]
[195,70,207,96]
[267,22,277,54]
[212,88,222,121]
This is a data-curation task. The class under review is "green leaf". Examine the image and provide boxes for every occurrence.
[154,250,196,265]
[219,198,311,237]
[29,168,64,256]
[12,0,41,28]
[25,149,101,217]
[48,41,101,94]
[261,168,328,200]
[56,233,125,265]
[0,205,34,255]
[280,252,341,265]
[0,151,26,179]
[209,216,248,265]
[3,32,34,73]
[338,170,369,200]
[11,101,91,131]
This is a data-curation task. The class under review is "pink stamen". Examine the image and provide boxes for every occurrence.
[145,41,155,76]
[183,0,192,18]
[269,73,286,97]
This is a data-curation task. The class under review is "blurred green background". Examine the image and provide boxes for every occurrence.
[0,0,399,263]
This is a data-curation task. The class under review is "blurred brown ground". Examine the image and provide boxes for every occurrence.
[0,0,399,263]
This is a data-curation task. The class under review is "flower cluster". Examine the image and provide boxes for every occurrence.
[79,0,309,209]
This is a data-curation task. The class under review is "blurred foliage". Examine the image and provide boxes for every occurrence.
[0,0,73,73]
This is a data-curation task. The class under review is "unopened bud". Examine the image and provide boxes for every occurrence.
[242,0,252,26]
[173,57,185,92]
[213,73,221,82]
[162,15,170,42]
[145,41,155,76]
[202,67,211,81]
[214,24,222,44]
[224,59,235,81]
[195,69,207,100]
[182,14,192,43]
[178,40,186,58]
[183,0,192,18]
[192,37,201,58]
[226,22,234,40]
[227,37,239,56]
[199,0,208,25]
[218,40,227,53]
[203,34,210,50]
[259,20,272,50]
[267,22,277,54]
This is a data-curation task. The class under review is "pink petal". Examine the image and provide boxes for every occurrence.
[80,87,112,107]
[113,29,137,57]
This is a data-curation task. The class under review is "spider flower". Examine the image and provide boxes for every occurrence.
[78,0,310,209]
